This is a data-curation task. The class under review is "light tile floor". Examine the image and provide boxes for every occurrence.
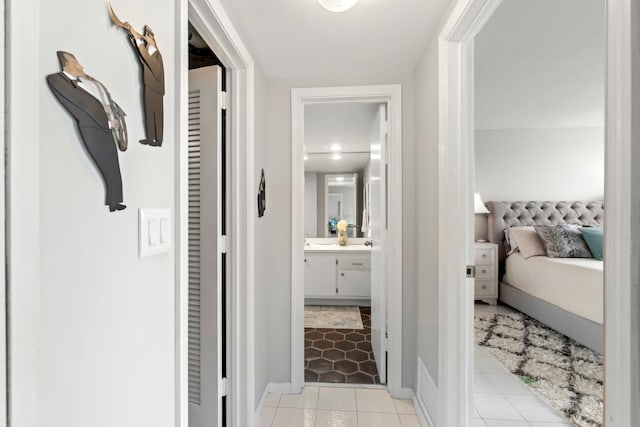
[258,303,574,427]
[473,303,572,427]
[257,386,419,427]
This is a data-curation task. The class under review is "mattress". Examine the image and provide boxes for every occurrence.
[504,252,603,324]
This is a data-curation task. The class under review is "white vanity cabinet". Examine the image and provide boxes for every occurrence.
[338,257,371,297]
[304,249,371,300]
[304,253,337,297]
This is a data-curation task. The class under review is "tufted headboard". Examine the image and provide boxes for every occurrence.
[486,201,604,262]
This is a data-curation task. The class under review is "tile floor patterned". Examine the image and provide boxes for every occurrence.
[305,307,380,384]
[473,303,573,427]
[264,303,575,426]
[257,386,418,427]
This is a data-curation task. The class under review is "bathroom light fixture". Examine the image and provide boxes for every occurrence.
[331,153,342,160]
[318,0,359,12]
[335,176,344,182]
[474,193,490,214]
[329,143,343,152]
[304,154,309,161]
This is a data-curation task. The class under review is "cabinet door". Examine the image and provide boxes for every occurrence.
[304,254,337,297]
[338,270,371,297]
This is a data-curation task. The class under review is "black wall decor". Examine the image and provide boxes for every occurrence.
[110,4,165,147]
[258,169,266,217]
[47,51,127,212]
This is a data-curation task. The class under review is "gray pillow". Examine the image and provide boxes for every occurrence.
[534,224,593,258]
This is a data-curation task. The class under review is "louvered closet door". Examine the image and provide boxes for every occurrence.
[188,66,223,427]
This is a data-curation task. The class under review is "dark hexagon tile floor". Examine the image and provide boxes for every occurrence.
[304,306,380,384]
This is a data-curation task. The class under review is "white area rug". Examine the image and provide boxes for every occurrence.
[304,305,364,330]
[475,310,603,427]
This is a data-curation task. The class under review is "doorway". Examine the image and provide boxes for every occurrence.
[302,102,386,386]
[471,1,606,425]
[437,0,629,425]
[291,85,404,397]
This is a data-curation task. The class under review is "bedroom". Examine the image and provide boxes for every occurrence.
[471,0,605,426]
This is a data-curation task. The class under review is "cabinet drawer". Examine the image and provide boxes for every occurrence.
[475,279,496,296]
[475,264,495,279]
[475,248,495,264]
[338,257,371,270]
[338,270,371,297]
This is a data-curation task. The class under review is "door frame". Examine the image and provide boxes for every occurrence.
[438,0,632,425]
[290,85,403,396]
[177,1,256,426]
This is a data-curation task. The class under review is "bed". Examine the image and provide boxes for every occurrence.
[486,201,604,353]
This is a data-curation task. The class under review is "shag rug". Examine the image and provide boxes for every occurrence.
[304,305,364,330]
[475,311,603,427]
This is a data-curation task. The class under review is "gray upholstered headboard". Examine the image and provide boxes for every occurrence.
[486,201,604,262]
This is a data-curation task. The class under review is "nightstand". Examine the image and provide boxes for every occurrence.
[475,242,498,305]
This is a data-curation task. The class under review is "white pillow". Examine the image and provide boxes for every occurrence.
[509,226,547,259]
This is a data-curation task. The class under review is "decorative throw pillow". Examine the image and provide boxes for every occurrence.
[509,227,546,259]
[534,225,593,258]
[580,226,604,260]
[504,228,518,255]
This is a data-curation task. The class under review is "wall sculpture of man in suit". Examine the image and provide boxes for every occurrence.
[124,23,165,147]
[47,51,127,212]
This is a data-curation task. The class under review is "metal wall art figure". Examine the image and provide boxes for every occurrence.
[47,51,127,212]
[109,4,165,147]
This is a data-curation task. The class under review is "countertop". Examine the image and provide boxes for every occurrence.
[304,244,371,253]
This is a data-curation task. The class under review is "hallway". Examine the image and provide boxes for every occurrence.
[257,386,419,427]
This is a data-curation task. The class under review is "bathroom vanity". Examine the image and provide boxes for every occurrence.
[304,245,372,300]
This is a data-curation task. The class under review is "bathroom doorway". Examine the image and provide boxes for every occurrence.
[303,102,385,385]
[291,85,404,396]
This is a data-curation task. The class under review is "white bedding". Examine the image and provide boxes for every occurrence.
[504,252,603,324]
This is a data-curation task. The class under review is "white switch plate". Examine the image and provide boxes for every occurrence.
[139,208,171,258]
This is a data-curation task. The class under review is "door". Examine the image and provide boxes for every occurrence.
[370,104,388,384]
[188,65,223,427]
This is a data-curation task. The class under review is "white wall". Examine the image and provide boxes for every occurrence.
[474,0,605,131]
[475,127,605,202]
[413,37,440,387]
[251,74,418,389]
[10,0,179,426]
[253,62,272,408]
[304,172,318,237]
[629,0,640,419]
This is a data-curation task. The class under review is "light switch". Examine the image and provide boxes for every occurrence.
[139,208,171,258]
[160,218,170,243]
[149,219,160,246]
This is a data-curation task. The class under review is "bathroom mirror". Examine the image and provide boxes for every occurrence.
[303,102,381,238]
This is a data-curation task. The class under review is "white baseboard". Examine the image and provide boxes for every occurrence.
[416,357,437,427]
[267,382,293,393]
[255,382,292,420]
[399,387,433,427]
[399,387,416,400]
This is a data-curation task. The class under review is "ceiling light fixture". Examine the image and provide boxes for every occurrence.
[329,143,343,152]
[318,0,359,12]
[304,154,309,161]
[335,177,344,182]
[331,153,342,160]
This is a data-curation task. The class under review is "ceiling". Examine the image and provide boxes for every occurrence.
[218,0,451,79]
[475,0,605,130]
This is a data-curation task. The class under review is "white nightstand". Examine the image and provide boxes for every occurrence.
[475,242,498,305]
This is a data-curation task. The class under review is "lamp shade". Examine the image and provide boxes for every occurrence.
[318,0,359,12]
[474,193,490,214]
